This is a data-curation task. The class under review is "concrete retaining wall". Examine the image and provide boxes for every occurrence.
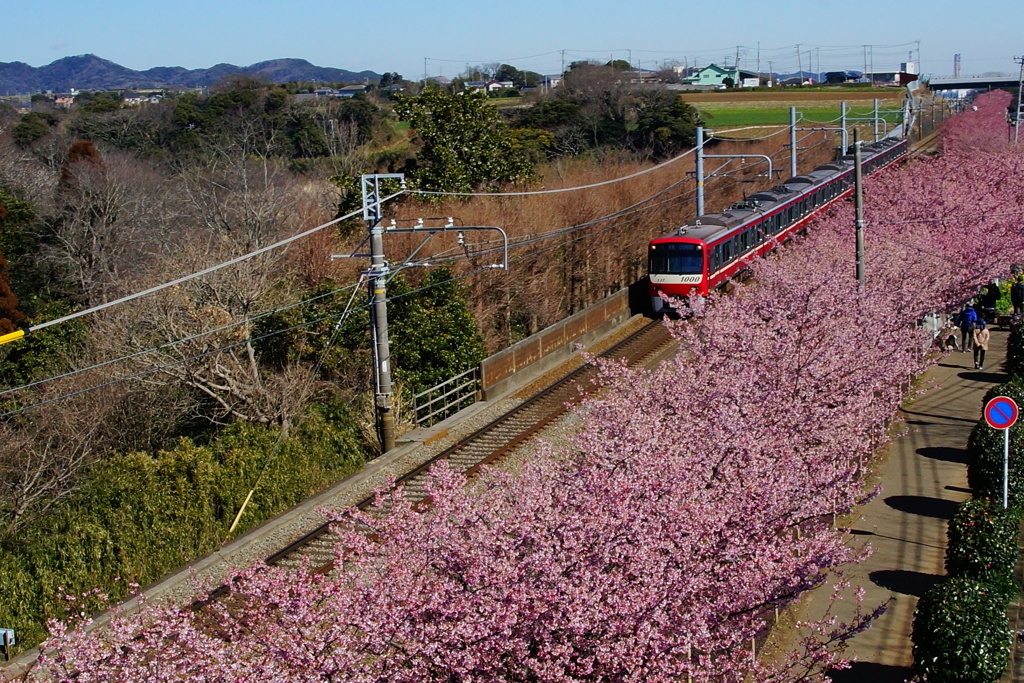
[479,288,632,400]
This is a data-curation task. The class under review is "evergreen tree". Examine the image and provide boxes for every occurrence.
[394,87,532,194]
[388,267,487,394]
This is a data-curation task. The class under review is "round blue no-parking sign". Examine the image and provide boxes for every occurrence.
[985,396,1019,430]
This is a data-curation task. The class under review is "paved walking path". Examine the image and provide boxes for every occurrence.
[820,328,1010,682]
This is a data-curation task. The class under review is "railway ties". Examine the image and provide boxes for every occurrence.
[266,318,673,574]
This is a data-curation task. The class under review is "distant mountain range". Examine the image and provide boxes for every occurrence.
[0,54,380,95]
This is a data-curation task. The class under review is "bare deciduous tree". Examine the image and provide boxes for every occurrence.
[47,146,175,305]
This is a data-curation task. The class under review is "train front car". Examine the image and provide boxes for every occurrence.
[648,235,708,313]
[646,136,907,313]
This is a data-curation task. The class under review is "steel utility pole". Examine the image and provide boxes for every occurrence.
[696,126,706,216]
[790,107,798,177]
[853,131,865,290]
[796,44,802,82]
[1014,56,1024,144]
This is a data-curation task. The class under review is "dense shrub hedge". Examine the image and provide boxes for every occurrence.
[967,382,1024,507]
[1007,322,1024,377]
[0,400,366,648]
[980,376,1024,408]
[946,497,1021,599]
[967,422,1024,508]
[911,577,1012,683]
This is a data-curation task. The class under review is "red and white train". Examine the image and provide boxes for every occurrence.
[648,137,908,311]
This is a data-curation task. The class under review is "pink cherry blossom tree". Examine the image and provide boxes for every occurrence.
[31,91,1024,683]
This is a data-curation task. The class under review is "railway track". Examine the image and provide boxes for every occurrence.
[264,318,673,573]
[2,318,674,679]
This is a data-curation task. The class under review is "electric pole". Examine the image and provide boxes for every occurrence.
[359,174,405,453]
[1015,56,1024,144]
[854,131,865,290]
[796,44,802,82]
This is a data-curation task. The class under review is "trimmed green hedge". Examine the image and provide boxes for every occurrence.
[967,417,1024,508]
[1007,322,1024,378]
[912,577,1012,683]
[968,380,1024,508]
[0,400,366,649]
[946,497,1021,599]
[980,377,1024,409]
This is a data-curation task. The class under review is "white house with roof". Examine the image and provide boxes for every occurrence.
[465,80,515,93]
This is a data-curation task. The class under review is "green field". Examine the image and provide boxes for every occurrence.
[695,106,903,128]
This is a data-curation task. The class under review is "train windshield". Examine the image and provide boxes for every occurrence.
[649,242,704,275]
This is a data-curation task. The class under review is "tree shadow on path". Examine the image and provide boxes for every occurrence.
[826,662,913,683]
[917,446,969,465]
[884,495,959,519]
[869,569,943,597]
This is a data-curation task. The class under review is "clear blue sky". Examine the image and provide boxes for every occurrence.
[2,0,1020,79]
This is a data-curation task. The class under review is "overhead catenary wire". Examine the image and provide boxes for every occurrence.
[0,112,863,412]
[0,171,699,416]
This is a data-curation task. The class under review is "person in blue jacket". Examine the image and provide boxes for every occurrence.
[957,303,978,352]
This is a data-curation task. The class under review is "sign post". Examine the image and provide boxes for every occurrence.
[0,628,13,662]
[984,396,1019,508]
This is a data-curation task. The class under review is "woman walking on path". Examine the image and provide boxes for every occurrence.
[973,320,991,369]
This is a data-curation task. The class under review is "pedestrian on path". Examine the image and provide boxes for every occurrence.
[1012,276,1024,316]
[936,319,960,351]
[973,319,990,369]
[957,303,978,352]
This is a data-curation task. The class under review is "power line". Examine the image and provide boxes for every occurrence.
[0,172,700,415]
[0,282,364,399]
[408,146,697,198]
[226,273,367,536]
[2,193,402,341]
[0,292,371,420]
